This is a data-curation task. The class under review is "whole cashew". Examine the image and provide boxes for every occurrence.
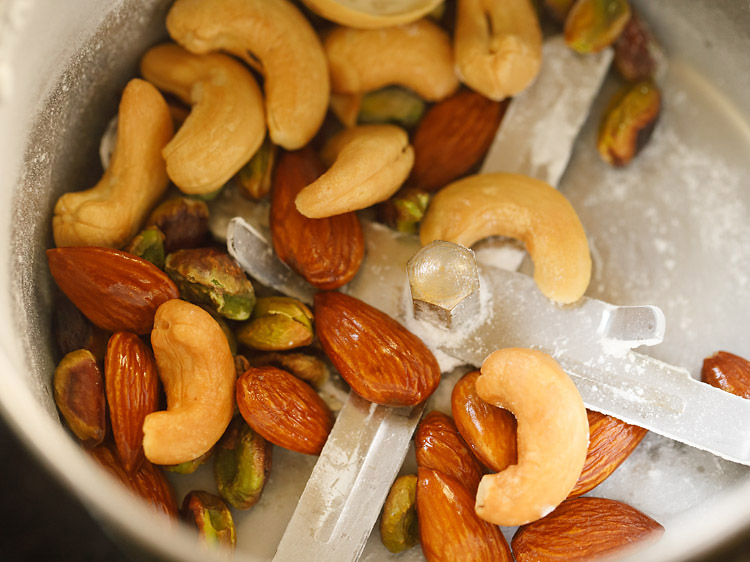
[295,124,414,218]
[300,0,443,29]
[474,348,589,526]
[52,79,172,248]
[140,43,265,195]
[324,19,459,102]
[420,173,591,304]
[166,0,329,150]
[143,299,236,465]
[454,0,543,100]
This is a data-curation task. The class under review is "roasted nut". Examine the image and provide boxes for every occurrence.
[105,332,160,473]
[614,10,666,82]
[144,300,236,465]
[295,125,414,219]
[329,93,363,128]
[164,247,255,321]
[164,449,213,474]
[145,197,209,253]
[315,291,441,407]
[236,297,313,351]
[53,294,108,361]
[300,0,443,28]
[597,79,661,167]
[167,0,329,150]
[511,497,664,561]
[377,187,430,234]
[358,87,426,129]
[247,351,330,389]
[420,173,592,304]
[543,0,575,22]
[564,0,631,54]
[215,417,272,509]
[53,349,106,447]
[236,366,334,455]
[52,79,172,248]
[181,490,236,550]
[702,351,750,399]
[124,226,166,269]
[380,474,418,554]
[238,136,277,200]
[270,147,365,289]
[140,43,266,195]
[324,20,458,102]
[454,0,543,100]
[47,246,180,335]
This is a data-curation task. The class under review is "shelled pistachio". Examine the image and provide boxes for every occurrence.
[236,296,313,351]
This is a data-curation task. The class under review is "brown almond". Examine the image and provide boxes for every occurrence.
[105,332,160,473]
[512,497,664,561]
[417,467,513,562]
[46,246,179,334]
[569,410,647,497]
[314,291,441,406]
[414,411,484,495]
[409,89,508,193]
[702,351,750,399]
[236,366,333,455]
[270,147,365,290]
[451,370,517,472]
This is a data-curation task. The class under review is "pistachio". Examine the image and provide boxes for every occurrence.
[125,226,166,269]
[380,474,419,553]
[181,490,236,551]
[164,449,213,474]
[543,0,575,22]
[248,351,330,389]
[377,187,430,234]
[614,10,666,82]
[53,349,107,447]
[238,136,277,200]
[564,0,631,54]
[358,87,426,129]
[146,197,209,253]
[236,297,314,351]
[215,417,272,509]
[597,79,661,167]
[164,247,255,321]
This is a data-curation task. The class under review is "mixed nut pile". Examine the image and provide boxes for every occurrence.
[45,0,750,559]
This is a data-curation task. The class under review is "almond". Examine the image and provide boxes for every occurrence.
[314,291,441,406]
[270,147,364,289]
[105,332,160,473]
[451,370,517,472]
[236,366,333,455]
[414,411,484,495]
[511,497,664,561]
[569,410,647,497]
[409,89,508,193]
[701,351,750,399]
[417,467,513,562]
[46,246,179,334]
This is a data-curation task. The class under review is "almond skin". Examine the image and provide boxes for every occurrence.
[701,351,750,399]
[409,89,508,193]
[46,246,179,334]
[414,411,484,495]
[105,332,160,473]
[417,467,513,562]
[270,147,364,290]
[314,291,441,406]
[512,497,664,562]
[569,410,647,497]
[451,370,517,472]
[236,366,333,455]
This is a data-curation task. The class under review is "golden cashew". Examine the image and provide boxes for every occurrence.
[324,19,459,102]
[295,124,414,218]
[420,173,591,304]
[474,348,589,526]
[454,0,543,100]
[143,299,236,465]
[140,43,265,195]
[166,0,329,150]
[52,79,172,248]
[300,0,443,29]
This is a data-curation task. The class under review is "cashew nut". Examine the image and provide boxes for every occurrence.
[140,43,265,195]
[454,0,543,100]
[143,299,236,465]
[166,0,329,150]
[420,173,591,304]
[52,79,173,248]
[324,19,459,102]
[474,348,589,526]
[295,124,414,218]
[300,0,443,29]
